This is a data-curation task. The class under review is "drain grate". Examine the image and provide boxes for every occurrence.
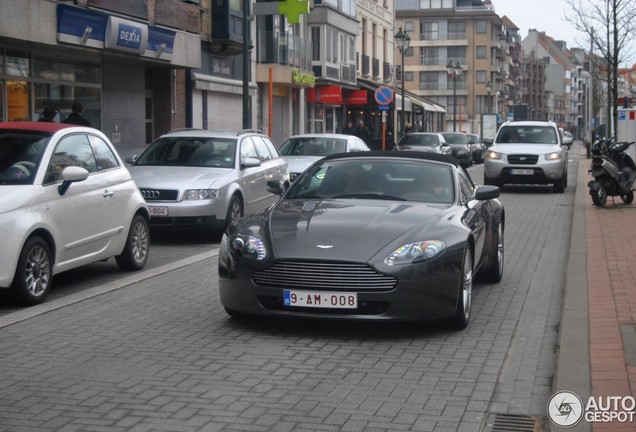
[483,413,545,432]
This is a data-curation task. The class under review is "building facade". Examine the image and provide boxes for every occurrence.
[0,0,202,152]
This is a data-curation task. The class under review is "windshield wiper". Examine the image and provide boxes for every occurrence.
[333,193,406,201]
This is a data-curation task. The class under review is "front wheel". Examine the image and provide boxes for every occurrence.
[621,190,634,204]
[115,215,150,271]
[591,185,607,207]
[12,236,53,305]
[449,248,473,330]
[224,195,243,231]
[481,218,504,283]
[553,173,566,193]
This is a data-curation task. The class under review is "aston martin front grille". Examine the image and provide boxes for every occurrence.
[252,261,397,291]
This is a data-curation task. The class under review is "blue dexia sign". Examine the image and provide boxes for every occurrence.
[105,16,147,53]
[116,23,143,50]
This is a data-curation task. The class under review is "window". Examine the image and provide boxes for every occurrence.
[46,134,97,183]
[311,27,320,61]
[88,135,119,171]
[476,70,487,83]
[421,47,439,65]
[447,46,466,64]
[421,22,438,40]
[476,21,487,34]
[240,138,258,160]
[405,71,414,82]
[448,21,466,40]
[251,136,273,161]
[476,46,487,59]
[420,71,440,90]
[404,21,414,32]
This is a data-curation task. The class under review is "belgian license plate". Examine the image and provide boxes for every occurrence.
[510,169,534,175]
[149,206,168,216]
[283,290,358,309]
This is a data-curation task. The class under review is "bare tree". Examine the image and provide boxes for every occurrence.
[565,0,636,137]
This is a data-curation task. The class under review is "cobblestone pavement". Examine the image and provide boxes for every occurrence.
[0,155,582,431]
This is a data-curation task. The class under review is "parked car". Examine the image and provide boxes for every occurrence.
[440,132,472,167]
[126,128,289,235]
[466,133,486,163]
[218,151,505,329]
[561,129,573,150]
[278,134,369,182]
[395,132,452,156]
[484,121,568,193]
[0,122,150,305]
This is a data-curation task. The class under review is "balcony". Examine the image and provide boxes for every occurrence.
[256,32,312,72]
[372,58,380,80]
[361,54,370,77]
[383,61,391,83]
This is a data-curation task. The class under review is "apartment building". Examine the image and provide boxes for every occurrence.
[522,51,547,121]
[395,0,505,136]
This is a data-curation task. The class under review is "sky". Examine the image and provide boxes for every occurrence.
[491,0,588,50]
[491,0,635,66]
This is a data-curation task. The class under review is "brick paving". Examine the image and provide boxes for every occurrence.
[584,168,636,432]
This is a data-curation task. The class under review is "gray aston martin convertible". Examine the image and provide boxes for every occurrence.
[218,151,505,329]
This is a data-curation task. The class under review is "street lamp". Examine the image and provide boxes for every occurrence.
[395,27,410,136]
[446,60,463,132]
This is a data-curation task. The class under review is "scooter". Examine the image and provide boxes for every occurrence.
[588,138,636,207]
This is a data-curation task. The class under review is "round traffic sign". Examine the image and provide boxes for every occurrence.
[374,86,394,105]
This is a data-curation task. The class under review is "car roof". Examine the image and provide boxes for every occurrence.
[321,150,460,167]
[500,120,557,128]
[441,131,466,135]
[286,134,355,139]
[0,121,75,133]
[159,128,269,139]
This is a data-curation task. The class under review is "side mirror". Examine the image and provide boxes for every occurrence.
[241,157,261,168]
[125,155,138,164]
[482,138,494,147]
[266,180,285,195]
[475,185,500,200]
[58,166,89,195]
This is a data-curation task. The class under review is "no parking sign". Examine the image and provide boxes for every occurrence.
[374,86,394,106]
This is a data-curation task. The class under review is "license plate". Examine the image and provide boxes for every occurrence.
[149,206,168,216]
[510,169,534,175]
[283,290,358,309]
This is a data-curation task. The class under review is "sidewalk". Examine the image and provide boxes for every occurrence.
[553,144,636,431]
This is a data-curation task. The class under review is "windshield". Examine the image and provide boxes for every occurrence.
[441,133,467,144]
[399,134,439,147]
[0,131,50,185]
[279,137,346,156]
[135,137,236,167]
[285,159,455,204]
[496,126,558,144]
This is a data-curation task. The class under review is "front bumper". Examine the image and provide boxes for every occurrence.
[484,158,565,185]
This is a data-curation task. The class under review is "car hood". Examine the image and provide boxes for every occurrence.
[398,146,438,153]
[281,156,323,173]
[128,165,232,189]
[491,143,562,154]
[269,199,447,261]
[0,186,33,214]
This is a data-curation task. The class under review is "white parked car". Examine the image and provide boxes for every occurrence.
[278,134,370,181]
[0,122,150,305]
[127,129,289,234]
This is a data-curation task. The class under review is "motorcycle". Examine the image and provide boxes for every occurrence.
[588,137,636,206]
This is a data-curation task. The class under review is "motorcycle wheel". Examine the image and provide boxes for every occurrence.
[591,185,607,207]
[620,190,634,204]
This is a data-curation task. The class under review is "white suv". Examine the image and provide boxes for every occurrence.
[483,121,568,193]
[0,122,150,305]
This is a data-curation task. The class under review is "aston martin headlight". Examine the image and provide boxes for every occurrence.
[230,234,267,260]
[384,240,446,265]
[485,150,502,160]
[183,189,218,200]
[545,152,562,161]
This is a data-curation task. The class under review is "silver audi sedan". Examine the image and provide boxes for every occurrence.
[127,129,289,235]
